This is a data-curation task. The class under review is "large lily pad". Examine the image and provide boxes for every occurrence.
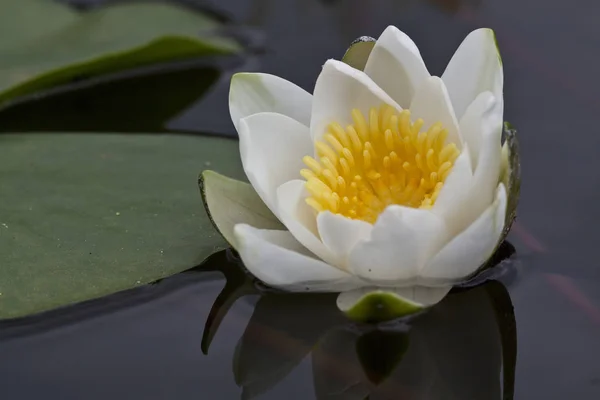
[0,133,244,319]
[0,0,239,108]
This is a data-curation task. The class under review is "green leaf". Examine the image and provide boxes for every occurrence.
[341,36,376,71]
[0,133,245,319]
[336,286,452,323]
[0,0,239,109]
[199,171,284,249]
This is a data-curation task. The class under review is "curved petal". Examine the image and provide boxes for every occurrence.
[442,28,503,121]
[310,59,402,143]
[462,100,503,225]
[239,113,313,214]
[348,206,447,286]
[420,183,507,282]
[364,26,430,108]
[276,180,340,268]
[234,224,362,292]
[410,76,461,147]
[458,91,499,169]
[431,145,474,233]
[316,212,373,270]
[229,72,313,131]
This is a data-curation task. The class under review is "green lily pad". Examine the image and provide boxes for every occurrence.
[0,133,244,320]
[336,286,452,323]
[199,170,284,249]
[0,0,239,109]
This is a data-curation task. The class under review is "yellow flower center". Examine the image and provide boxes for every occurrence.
[301,105,460,224]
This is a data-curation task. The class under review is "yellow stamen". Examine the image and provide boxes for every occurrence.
[302,106,461,223]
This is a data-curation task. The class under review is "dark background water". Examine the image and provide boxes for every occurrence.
[1,0,599,399]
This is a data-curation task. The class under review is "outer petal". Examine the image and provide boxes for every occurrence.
[458,91,499,169]
[233,224,362,291]
[431,145,473,220]
[420,183,507,283]
[364,26,430,108]
[462,99,503,227]
[316,212,373,270]
[442,28,503,121]
[437,93,502,236]
[238,112,312,214]
[410,76,461,147]
[310,59,402,143]
[348,206,447,286]
[229,72,313,131]
[276,180,339,268]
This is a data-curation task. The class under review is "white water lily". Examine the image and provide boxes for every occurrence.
[208,26,510,315]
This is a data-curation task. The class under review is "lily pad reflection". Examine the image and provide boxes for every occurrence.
[200,254,517,399]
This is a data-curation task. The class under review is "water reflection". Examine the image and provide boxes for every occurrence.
[0,61,222,133]
[200,251,517,400]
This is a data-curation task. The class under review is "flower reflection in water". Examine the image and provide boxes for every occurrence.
[200,245,516,400]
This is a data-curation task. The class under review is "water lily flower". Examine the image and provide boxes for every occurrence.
[201,26,519,319]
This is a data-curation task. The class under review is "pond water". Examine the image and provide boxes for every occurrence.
[1,0,599,399]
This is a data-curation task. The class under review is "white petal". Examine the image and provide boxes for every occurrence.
[348,206,447,286]
[432,145,473,232]
[229,73,313,131]
[239,112,312,213]
[276,180,339,268]
[364,26,430,108]
[420,183,507,283]
[234,224,362,292]
[316,212,373,269]
[310,59,402,143]
[442,28,503,121]
[458,91,499,169]
[436,94,502,237]
[410,76,461,147]
[462,100,503,225]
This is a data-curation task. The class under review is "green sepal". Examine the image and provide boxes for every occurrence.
[500,122,521,241]
[198,170,284,250]
[336,287,451,323]
[341,36,376,71]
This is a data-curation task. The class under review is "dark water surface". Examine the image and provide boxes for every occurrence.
[1,0,600,399]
